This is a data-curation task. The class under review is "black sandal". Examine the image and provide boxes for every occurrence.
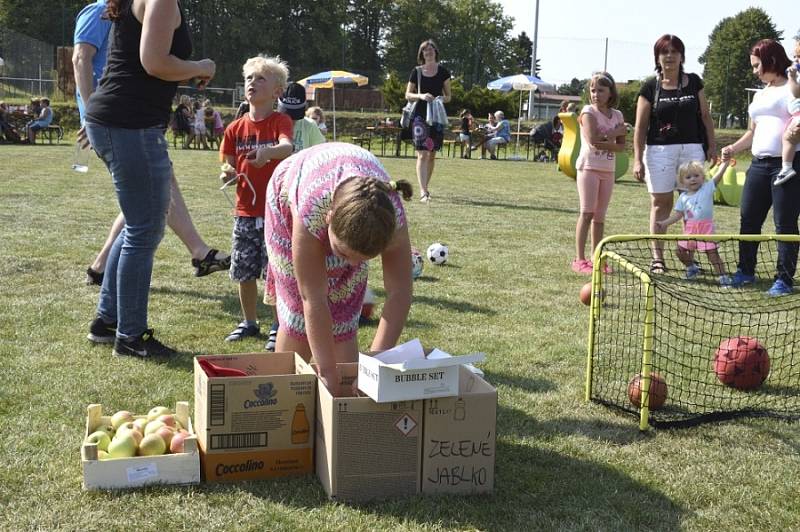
[650,259,666,274]
[192,249,231,277]
[85,267,104,286]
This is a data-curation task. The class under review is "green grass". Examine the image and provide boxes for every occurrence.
[1,143,798,532]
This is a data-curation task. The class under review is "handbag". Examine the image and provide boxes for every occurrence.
[400,67,422,129]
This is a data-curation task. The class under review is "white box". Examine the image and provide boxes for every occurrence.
[357,339,485,403]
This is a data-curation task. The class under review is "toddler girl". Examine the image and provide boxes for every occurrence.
[774,37,800,185]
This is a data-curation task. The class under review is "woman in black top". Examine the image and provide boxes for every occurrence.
[632,34,716,273]
[83,0,215,358]
[405,39,452,202]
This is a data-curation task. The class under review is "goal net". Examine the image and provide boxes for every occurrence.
[585,235,800,429]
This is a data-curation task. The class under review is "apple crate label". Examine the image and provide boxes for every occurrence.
[126,462,158,483]
[394,413,417,436]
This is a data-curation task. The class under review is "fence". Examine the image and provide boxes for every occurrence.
[0,28,57,100]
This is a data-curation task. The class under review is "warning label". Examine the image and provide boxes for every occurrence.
[394,413,417,436]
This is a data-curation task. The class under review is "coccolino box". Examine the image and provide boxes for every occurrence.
[193,352,316,482]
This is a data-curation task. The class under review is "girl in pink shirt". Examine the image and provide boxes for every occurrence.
[572,72,628,274]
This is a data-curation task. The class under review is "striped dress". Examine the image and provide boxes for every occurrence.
[264,143,407,341]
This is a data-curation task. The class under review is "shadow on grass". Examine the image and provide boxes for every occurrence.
[411,294,496,315]
[447,195,577,215]
[483,369,557,394]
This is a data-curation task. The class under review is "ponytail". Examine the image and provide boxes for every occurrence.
[389,179,413,201]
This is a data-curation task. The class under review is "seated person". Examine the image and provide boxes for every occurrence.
[172,95,193,147]
[472,111,510,160]
[530,116,563,161]
[25,98,53,143]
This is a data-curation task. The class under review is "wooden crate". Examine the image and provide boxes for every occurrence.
[81,401,200,490]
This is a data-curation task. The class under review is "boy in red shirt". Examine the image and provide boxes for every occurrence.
[221,56,293,342]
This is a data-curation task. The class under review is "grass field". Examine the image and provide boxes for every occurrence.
[1,141,799,532]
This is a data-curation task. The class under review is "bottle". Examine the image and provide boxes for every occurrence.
[453,398,466,421]
[291,403,310,444]
[71,142,89,173]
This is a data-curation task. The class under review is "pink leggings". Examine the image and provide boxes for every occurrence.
[577,169,615,222]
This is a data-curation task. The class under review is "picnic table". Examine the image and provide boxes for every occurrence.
[366,125,403,157]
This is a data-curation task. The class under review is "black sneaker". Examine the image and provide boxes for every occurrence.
[225,321,260,342]
[113,329,176,358]
[265,322,278,351]
[87,317,116,344]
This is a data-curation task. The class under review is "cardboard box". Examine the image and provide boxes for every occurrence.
[358,339,485,403]
[299,360,423,502]
[193,352,316,482]
[81,401,200,490]
[421,366,497,494]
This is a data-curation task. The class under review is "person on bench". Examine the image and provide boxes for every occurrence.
[25,98,53,144]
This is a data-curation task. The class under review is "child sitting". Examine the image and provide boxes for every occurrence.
[655,160,732,285]
[220,55,294,343]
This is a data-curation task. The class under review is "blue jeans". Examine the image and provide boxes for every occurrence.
[738,152,800,285]
[86,124,171,339]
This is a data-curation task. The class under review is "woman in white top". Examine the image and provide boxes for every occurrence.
[721,39,800,296]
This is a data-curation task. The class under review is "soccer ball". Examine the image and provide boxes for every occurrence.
[627,372,668,410]
[714,336,770,390]
[411,247,424,279]
[427,242,449,265]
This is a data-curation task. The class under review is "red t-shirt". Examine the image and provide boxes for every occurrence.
[222,112,293,217]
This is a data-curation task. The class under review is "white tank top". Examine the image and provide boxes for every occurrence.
[749,83,798,158]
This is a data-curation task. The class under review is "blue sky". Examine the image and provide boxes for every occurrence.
[497,0,797,86]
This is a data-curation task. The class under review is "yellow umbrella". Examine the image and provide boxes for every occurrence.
[298,70,369,141]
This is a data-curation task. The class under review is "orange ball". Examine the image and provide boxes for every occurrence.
[579,282,592,305]
[627,372,668,410]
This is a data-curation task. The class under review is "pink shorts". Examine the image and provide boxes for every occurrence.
[679,219,716,251]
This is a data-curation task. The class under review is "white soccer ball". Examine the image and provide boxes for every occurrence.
[427,242,449,265]
[411,247,424,279]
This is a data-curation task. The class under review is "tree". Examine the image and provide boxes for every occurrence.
[699,8,782,124]
[501,31,533,75]
[557,78,586,96]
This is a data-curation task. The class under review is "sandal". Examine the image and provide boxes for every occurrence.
[192,249,231,277]
[649,259,666,274]
[225,322,260,342]
[85,267,104,286]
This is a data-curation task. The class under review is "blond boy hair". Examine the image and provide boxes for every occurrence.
[242,55,289,90]
[677,160,706,187]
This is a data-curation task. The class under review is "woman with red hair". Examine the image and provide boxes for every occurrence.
[722,39,800,296]
[633,34,716,274]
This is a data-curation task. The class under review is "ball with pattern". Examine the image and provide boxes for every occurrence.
[627,372,668,410]
[427,243,449,265]
[411,247,424,279]
[714,336,770,390]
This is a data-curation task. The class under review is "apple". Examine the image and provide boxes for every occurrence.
[146,406,171,422]
[115,422,142,445]
[107,432,137,458]
[156,414,178,429]
[85,430,111,452]
[133,418,148,434]
[144,420,165,436]
[92,424,115,438]
[110,410,134,430]
[169,431,189,454]
[154,426,175,448]
[138,433,167,456]
[98,450,109,460]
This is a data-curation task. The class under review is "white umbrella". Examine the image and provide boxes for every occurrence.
[487,74,556,160]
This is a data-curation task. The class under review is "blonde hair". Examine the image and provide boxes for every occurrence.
[306,106,324,120]
[589,71,619,108]
[677,161,707,187]
[330,178,413,257]
[242,55,289,90]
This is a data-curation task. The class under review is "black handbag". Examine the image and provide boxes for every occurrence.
[400,67,422,129]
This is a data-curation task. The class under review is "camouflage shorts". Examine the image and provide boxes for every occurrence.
[230,216,267,282]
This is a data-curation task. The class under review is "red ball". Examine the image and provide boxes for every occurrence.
[714,336,770,390]
[628,372,668,410]
[579,282,592,305]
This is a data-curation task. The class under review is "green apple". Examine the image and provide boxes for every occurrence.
[169,431,189,454]
[138,433,166,456]
[92,424,115,438]
[146,406,171,422]
[132,418,148,434]
[115,422,143,445]
[85,430,111,452]
[98,450,109,460]
[154,425,175,448]
[107,432,137,458]
[110,410,134,430]
[144,420,166,436]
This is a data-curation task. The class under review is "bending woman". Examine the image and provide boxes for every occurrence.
[264,143,413,389]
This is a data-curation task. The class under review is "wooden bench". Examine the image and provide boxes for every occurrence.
[38,125,64,144]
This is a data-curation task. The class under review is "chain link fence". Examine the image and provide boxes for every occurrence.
[0,28,57,100]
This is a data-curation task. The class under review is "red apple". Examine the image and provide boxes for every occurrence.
[169,431,189,454]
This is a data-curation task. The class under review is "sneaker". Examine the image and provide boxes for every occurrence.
[225,321,260,342]
[192,249,231,277]
[766,279,793,297]
[685,264,701,279]
[719,275,733,287]
[731,270,756,288]
[265,322,278,352]
[113,329,176,358]
[773,168,796,186]
[87,317,116,344]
